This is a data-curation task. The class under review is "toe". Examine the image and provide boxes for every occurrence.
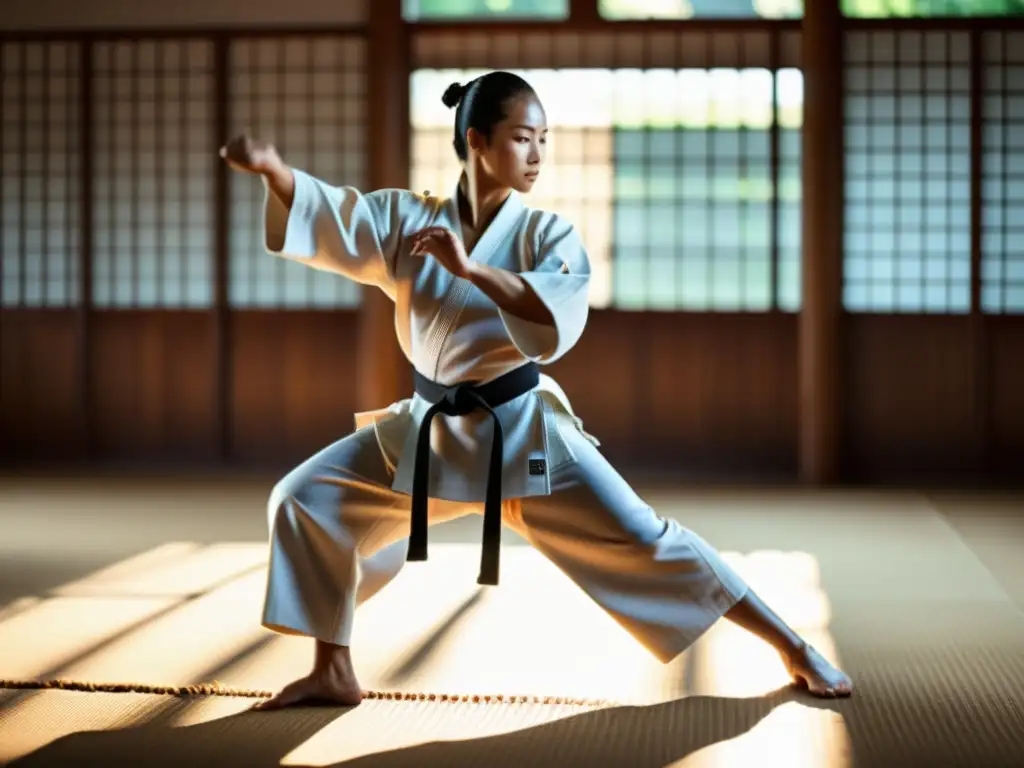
[253,693,290,711]
[252,680,310,710]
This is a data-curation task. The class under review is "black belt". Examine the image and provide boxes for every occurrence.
[408,362,540,586]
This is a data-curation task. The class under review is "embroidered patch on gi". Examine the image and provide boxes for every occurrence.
[528,458,547,476]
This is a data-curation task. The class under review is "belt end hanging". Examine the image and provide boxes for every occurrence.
[477,547,500,586]
[407,541,428,562]
[476,568,499,587]
[407,504,429,562]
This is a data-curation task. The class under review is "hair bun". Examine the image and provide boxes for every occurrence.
[441,81,466,109]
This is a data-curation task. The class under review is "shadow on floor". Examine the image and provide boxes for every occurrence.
[11,687,826,768]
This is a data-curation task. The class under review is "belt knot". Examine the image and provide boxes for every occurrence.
[441,383,480,416]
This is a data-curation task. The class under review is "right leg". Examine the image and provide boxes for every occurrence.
[255,426,462,709]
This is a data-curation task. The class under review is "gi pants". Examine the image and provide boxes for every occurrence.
[261,425,749,664]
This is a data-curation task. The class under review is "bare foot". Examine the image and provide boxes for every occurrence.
[253,671,363,711]
[784,644,854,698]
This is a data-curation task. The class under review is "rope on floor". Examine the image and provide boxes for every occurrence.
[0,678,614,707]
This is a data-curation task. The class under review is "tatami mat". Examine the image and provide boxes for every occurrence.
[1,479,1023,767]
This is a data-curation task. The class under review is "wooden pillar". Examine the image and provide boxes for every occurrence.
[212,34,232,461]
[799,0,844,484]
[968,31,990,480]
[78,39,95,459]
[361,0,411,411]
[569,0,600,23]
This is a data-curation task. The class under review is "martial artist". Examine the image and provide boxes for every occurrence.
[219,71,853,709]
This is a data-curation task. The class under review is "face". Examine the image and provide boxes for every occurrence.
[468,94,548,194]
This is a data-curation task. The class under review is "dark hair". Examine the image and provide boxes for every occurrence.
[441,71,536,162]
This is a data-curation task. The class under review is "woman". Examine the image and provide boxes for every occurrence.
[220,71,853,710]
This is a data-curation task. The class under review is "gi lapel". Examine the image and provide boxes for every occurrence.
[451,184,525,267]
[422,185,525,378]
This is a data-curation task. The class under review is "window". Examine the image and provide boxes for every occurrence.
[599,0,802,18]
[843,0,1024,17]
[91,40,214,309]
[1,42,81,308]
[982,31,1024,314]
[404,0,568,21]
[777,68,803,312]
[411,65,802,311]
[228,36,366,309]
[843,31,972,313]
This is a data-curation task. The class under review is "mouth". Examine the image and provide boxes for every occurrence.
[524,172,539,181]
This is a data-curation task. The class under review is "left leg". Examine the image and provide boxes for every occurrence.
[516,430,852,698]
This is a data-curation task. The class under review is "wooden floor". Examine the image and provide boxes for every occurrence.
[1,475,1023,767]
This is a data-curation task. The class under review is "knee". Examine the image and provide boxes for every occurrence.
[622,504,670,550]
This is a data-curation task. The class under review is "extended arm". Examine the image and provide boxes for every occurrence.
[220,134,405,295]
[263,162,296,210]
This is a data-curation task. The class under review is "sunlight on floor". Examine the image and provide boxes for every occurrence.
[675,551,851,767]
[0,595,180,680]
[0,543,269,762]
[1,542,851,766]
[52,542,268,598]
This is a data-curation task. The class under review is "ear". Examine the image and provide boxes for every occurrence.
[466,126,487,153]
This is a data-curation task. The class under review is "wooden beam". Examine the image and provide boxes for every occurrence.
[569,0,600,24]
[799,0,844,484]
[212,34,232,461]
[968,30,990,479]
[78,39,95,458]
[361,0,410,412]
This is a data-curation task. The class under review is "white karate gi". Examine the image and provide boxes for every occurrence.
[260,170,749,664]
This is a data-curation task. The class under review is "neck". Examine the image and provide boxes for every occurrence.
[459,161,511,231]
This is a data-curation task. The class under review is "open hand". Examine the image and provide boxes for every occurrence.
[409,227,473,280]
[219,135,282,175]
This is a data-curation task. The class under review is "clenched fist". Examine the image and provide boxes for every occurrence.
[219,135,282,175]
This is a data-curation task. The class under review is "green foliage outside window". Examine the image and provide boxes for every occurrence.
[843,0,1024,16]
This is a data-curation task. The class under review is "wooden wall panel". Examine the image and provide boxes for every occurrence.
[843,316,976,481]
[989,317,1024,480]
[0,310,82,459]
[3,308,1016,484]
[643,313,799,475]
[549,312,798,477]
[230,311,361,467]
[91,311,217,461]
[546,310,641,460]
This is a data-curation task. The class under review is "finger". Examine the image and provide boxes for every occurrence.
[416,227,450,239]
[411,235,440,251]
[411,229,441,242]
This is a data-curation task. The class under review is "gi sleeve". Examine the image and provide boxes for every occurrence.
[499,216,591,364]
[263,169,406,294]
